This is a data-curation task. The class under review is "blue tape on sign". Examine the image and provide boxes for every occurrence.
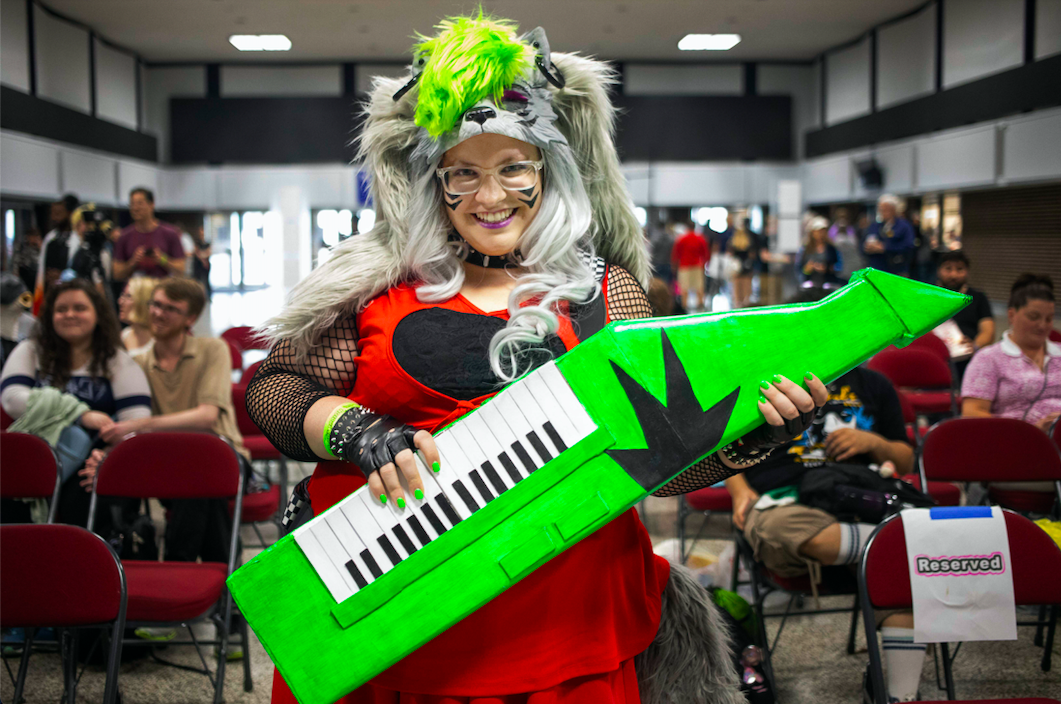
[930,506,993,520]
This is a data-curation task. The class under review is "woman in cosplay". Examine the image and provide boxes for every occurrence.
[248,14,827,704]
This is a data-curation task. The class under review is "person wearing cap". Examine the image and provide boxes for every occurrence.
[798,216,842,287]
[245,14,827,703]
[861,194,915,275]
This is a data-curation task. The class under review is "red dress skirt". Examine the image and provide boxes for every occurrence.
[272,283,670,703]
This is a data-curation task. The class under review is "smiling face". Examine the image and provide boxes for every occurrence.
[52,290,98,347]
[439,133,543,258]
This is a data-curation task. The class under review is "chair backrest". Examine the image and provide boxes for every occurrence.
[231,384,262,437]
[1049,329,1061,343]
[221,326,267,352]
[867,347,952,390]
[862,509,1061,610]
[907,334,951,365]
[920,417,1061,483]
[240,360,263,385]
[0,524,126,627]
[0,432,62,521]
[94,433,242,500]
[898,391,916,425]
[224,337,243,372]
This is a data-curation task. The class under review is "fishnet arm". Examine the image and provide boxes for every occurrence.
[602,265,767,495]
[245,316,359,462]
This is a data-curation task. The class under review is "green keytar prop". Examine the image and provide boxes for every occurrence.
[228,269,969,704]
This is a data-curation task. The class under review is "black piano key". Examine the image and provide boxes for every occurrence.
[407,515,431,546]
[361,549,383,579]
[421,503,448,535]
[543,421,567,452]
[393,525,417,554]
[436,495,462,526]
[469,470,495,503]
[511,440,538,474]
[498,451,524,483]
[377,535,402,566]
[482,461,508,494]
[345,560,368,589]
[452,480,480,514]
[526,431,552,464]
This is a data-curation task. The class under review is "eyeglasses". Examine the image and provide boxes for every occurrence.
[149,299,188,317]
[436,160,543,196]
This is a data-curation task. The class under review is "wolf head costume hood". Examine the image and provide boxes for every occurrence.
[268,14,649,360]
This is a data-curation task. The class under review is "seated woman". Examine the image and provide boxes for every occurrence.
[117,276,158,356]
[961,274,1058,489]
[0,278,152,526]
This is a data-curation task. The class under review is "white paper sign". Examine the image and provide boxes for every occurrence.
[902,506,1017,643]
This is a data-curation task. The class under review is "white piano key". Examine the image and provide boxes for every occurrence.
[491,389,548,471]
[430,433,477,520]
[320,511,374,589]
[537,362,597,438]
[356,491,412,563]
[445,422,500,507]
[310,519,359,596]
[504,382,563,459]
[337,492,395,575]
[396,457,445,543]
[521,369,583,450]
[293,524,353,603]
[460,412,518,492]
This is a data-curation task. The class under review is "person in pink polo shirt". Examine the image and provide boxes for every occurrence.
[961,273,1059,433]
[112,188,186,282]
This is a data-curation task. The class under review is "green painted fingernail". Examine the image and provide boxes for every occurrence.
[772,374,784,384]
[432,461,440,473]
[805,371,814,380]
[397,497,406,509]
[759,379,771,390]
[379,493,387,504]
[414,488,424,501]
[759,393,768,404]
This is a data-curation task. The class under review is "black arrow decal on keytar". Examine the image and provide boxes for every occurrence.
[606,330,739,491]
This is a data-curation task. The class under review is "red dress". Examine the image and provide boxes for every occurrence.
[272,281,670,704]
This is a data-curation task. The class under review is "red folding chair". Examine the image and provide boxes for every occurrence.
[1,524,127,704]
[240,359,263,385]
[221,326,268,353]
[88,433,249,702]
[907,333,952,366]
[677,486,732,565]
[0,431,63,523]
[860,510,1061,702]
[1049,329,1061,344]
[867,347,956,417]
[231,384,287,548]
[919,418,1061,515]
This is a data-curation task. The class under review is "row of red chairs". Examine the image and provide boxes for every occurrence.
[1,432,249,702]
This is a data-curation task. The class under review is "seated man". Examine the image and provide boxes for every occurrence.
[87,277,249,562]
[933,250,994,382]
[725,296,922,702]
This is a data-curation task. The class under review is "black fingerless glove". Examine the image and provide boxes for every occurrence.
[325,403,420,477]
[721,406,820,466]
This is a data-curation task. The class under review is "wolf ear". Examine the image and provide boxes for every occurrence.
[550,53,650,286]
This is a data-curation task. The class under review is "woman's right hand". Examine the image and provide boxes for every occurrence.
[80,410,114,433]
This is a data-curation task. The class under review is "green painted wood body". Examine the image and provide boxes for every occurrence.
[227,269,969,704]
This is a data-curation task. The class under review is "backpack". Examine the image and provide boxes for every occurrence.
[798,463,936,524]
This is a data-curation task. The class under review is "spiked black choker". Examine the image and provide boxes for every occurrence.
[449,233,522,269]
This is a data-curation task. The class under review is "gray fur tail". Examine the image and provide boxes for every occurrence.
[635,562,746,704]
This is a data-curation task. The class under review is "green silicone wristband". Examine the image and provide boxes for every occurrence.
[322,401,361,458]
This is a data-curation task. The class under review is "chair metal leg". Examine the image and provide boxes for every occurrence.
[252,522,268,548]
[213,595,233,704]
[239,612,253,692]
[13,627,36,703]
[1035,604,1047,646]
[62,628,78,704]
[103,617,124,704]
[677,498,687,564]
[730,534,741,588]
[847,591,861,655]
[940,642,956,700]
[1042,604,1058,672]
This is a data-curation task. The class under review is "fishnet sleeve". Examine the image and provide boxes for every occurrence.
[603,265,765,496]
[244,316,359,462]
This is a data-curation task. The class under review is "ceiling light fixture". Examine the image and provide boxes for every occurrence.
[678,33,741,51]
[229,34,292,51]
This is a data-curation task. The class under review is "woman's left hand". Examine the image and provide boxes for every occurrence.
[80,411,115,433]
[758,373,829,432]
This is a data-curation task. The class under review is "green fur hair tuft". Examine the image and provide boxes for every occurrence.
[413,13,534,138]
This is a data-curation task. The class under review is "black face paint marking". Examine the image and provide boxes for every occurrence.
[444,191,463,210]
[518,187,539,209]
